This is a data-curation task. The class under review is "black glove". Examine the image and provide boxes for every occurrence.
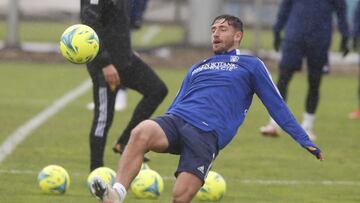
[130,19,143,30]
[273,31,282,52]
[340,36,350,57]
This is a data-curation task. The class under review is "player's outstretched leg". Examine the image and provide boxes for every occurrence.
[260,118,280,137]
[112,142,150,163]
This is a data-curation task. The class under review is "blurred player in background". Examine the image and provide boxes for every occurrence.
[89,14,323,203]
[349,0,360,119]
[87,0,151,112]
[81,0,168,171]
[261,0,350,140]
[128,0,149,30]
[87,86,127,111]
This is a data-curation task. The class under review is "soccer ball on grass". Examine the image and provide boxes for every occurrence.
[87,167,116,196]
[130,168,164,199]
[37,165,70,195]
[59,24,99,64]
[195,171,226,201]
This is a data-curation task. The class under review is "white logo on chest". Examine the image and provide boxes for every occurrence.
[230,56,239,62]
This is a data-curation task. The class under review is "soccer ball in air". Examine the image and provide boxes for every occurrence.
[87,167,116,195]
[37,165,70,195]
[195,171,226,201]
[130,169,164,199]
[59,24,99,64]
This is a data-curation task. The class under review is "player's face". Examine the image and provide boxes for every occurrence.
[211,19,242,54]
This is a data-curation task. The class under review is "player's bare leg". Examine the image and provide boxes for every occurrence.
[90,120,169,203]
[116,120,169,189]
[171,172,203,203]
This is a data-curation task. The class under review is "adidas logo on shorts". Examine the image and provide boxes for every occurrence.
[197,165,205,174]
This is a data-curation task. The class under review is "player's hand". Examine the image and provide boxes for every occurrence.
[340,36,350,57]
[305,146,324,161]
[273,31,282,52]
[102,64,120,91]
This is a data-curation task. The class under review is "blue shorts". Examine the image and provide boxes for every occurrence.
[153,114,219,182]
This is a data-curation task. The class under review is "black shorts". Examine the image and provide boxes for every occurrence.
[153,114,219,182]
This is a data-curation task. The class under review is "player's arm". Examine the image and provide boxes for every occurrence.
[332,0,350,56]
[80,0,112,70]
[332,0,350,38]
[353,2,360,50]
[272,0,293,51]
[81,0,129,88]
[251,59,323,160]
[273,0,293,33]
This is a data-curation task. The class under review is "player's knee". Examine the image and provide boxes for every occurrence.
[171,190,196,203]
[146,79,168,99]
[152,82,168,101]
[129,120,155,146]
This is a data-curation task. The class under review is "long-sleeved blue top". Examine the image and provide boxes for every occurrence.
[354,1,360,37]
[273,0,350,45]
[167,49,318,151]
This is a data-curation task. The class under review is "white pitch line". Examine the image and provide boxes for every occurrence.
[236,179,360,186]
[162,177,360,186]
[141,25,161,45]
[0,169,359,187]
[0,79,92,164]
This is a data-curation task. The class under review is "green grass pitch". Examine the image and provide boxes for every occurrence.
[0,61,359,202]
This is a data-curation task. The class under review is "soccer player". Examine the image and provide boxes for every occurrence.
[86,0,151,112]
[81,0,168,171]
[349,0,360,119]
[89,15,324,203]
[261,0,350,140]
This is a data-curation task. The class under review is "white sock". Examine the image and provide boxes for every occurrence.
[269,118,280,128]
[116,89,127,104]
[301,112,315,130]
[113,183,127,201]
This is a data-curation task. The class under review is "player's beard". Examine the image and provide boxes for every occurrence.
[212,42,226,54]
[213,42,232,54]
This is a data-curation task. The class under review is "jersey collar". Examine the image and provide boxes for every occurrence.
[215,49,241,56]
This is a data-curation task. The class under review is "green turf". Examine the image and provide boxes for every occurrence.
[0,61,359,202]
[131,24,185,48]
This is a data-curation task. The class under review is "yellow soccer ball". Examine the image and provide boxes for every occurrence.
[130,169,164,199]
[37,165,70,195]
[59,24,99,64]
[195,171,226,201]
[87,167,116,195]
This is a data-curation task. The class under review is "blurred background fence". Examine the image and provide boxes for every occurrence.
[0,0,359,52]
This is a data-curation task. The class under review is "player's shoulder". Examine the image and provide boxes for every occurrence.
[237,55,264,67]
[238,54,260,61]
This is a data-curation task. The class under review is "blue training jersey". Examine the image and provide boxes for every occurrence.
[273,0,349,44]
[167,49,317,150]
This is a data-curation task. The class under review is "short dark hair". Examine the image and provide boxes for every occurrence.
[212,14,243,32]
